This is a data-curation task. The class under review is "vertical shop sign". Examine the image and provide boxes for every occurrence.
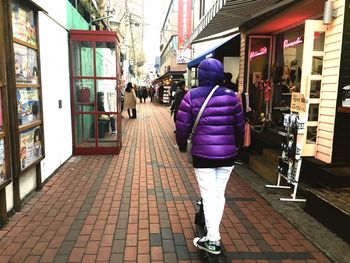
[178,0,192,50]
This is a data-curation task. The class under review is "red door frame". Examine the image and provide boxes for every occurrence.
[69,30,122,155]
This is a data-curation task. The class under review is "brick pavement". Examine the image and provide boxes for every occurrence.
[0,102,332,262]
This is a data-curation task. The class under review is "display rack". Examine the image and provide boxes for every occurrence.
[266,112,306,202]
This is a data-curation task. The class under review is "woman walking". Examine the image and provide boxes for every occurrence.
[124,82,137,119]
[175,58,244,255]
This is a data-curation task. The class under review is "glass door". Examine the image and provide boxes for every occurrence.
[300,20,326,156]
[70,31,121,155]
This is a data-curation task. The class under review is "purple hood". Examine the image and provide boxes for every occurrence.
[176,58,244,160]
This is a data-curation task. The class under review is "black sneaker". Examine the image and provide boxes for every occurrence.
[193,236,221,255]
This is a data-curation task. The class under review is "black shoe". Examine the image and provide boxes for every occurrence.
[193,237,221,255]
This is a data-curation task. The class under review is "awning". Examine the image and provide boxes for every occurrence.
[184,0,297,49]
[153,71,186,83]
[187,33,240,68]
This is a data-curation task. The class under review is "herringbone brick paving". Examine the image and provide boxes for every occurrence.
[0,101,331,262]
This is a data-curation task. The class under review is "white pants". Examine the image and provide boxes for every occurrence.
[195,166,234,241]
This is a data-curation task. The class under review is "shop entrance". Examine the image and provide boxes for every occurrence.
[299,20,326,156]
[70,30,122,155]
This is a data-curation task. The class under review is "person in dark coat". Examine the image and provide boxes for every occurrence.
[97,92,116,134]
[223,72,238,92]
[142,87,148,103]
[176,58,244,255]
[170,80,186,123]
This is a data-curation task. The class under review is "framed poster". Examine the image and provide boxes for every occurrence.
[17,88,40,126]
[14,43,38,84]
[0,139,5,185]
[19,126,42,170]
[11,1,37,46]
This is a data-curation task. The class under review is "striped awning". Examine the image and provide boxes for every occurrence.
[184,0,298,48]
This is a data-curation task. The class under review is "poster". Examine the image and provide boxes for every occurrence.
[0,139,5,185]
[20,126,42,170]
[17,88,40,126]
[14,43,38,84]
[11,2,37,46]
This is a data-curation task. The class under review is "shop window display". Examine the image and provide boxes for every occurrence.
[12,0,44,172]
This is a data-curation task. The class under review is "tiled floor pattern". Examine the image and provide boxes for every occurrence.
[0,102,331,262]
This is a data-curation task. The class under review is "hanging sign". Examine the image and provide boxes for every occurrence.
[284,37,303,49]
[291,92,307,113]
[249,47,267,59]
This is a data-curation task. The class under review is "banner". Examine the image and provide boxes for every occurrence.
[178,0,192,50]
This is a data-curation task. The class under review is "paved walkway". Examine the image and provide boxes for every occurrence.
[0,102,332,262]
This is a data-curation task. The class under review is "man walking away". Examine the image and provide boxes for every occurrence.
[171,80,186,123]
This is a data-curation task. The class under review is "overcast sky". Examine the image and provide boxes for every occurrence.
[143,0,171,65]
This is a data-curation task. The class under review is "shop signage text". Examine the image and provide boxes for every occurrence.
[291,92,307,113]
[249,47,267,59]
[284,37,303,49]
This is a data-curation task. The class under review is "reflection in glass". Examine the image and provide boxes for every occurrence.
[74,79,94,112]
[307,126,317,143]
[74,114,95,147]
[313,32,325,52]
[14,43,38,84]
[310,80,321,98]
[96,42,116,77]
[312,56,323,75]
[96,80,117,113]
[308,104,319,122]
[72,41,93,77]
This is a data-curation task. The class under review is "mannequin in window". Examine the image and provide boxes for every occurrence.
[97,92,116,135]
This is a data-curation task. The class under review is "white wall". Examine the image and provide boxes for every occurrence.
[38,12,72,182]
[32,0,67,29]
[5,183,14,212]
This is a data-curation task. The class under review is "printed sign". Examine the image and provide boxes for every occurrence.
[178,0,192,49]
[20,126,42,170]
[17,88,40,126]
[14,43,38,84]
[0,139,5,185]
[291,92,307,113]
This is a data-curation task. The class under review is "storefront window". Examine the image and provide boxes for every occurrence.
[308,104,319,122]
[12,0,44,172]
[313,31,325,52]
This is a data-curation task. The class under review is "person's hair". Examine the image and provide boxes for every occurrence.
[34,128,41,142]
[178,80,186,88]
[97,92,104,111]
[125,82,133,92]
[224,72,232,81]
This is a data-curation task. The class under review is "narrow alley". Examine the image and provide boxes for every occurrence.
[0,103,334,263]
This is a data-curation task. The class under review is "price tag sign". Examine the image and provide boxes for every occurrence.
[291,93,307,113]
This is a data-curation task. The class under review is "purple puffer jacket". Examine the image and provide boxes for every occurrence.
[176,58,244,160]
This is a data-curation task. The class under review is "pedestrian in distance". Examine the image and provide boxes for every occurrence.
[124,82,137,119]
[142,87,148,103]
[149,86,155,102]
[175,58,245,255]
[170,80,186,123]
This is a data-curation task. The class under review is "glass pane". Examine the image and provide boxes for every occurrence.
[308,104,319,122]
[74,79,94,112]
[96,80,117,113]
[96,42,116,77]
[0,90,3,132]
[14,43,38,84]
[312,56,323,75]
[313,32,325,52]
[97,116,118,148]
[0,139,6,185]
[310,80,321,98]
[17,88,40,126]
[12,1,37,46]
[306,126,317,144]
[20,126,42,170]
[74,114,96,147]
[72,41,94,77]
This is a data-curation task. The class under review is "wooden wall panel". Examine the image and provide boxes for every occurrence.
[315,0,345,163]
[238,32,246,93]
